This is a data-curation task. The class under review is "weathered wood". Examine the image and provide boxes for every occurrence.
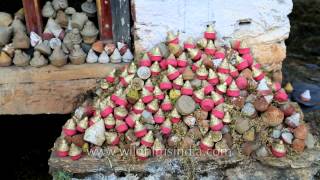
[22,0,43,35]
[96,0,113,41]
[110,0,131,46]
[0,63,124,84]
[0,64,125,114]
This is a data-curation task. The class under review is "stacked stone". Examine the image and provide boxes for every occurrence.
[54,25,312,161]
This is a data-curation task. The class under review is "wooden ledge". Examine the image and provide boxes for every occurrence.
[0,63,126,115]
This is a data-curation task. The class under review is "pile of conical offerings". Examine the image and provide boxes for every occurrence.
[53,25,314,161]
[0,0,133,68]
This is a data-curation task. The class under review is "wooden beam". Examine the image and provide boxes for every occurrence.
[96,0,113,41]
[0,63,126,115]
[110,0,131,46]
[22,0,43,35]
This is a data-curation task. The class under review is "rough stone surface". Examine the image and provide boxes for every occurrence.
[132,0,293,72]
[49,147,320,179]
[0,64,124,114]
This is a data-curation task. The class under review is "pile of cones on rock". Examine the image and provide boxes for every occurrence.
[53,25,312,161]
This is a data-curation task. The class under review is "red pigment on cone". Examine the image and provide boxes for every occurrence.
[70,154,81,161]
[159,60,168,70]
[197,74,208,80]
[171,117,181,123]
[213,98,224,106]
[242,54,253,66]
[155,94,165,100]
[204,84,214,95]
[161,127,171,135]
[201,99,214,112]
[184,43,195,49]
[205,48,215,56]
[146,106,157,113]
[114,114,126,120]
[76,126,85,133]
[271,148,286,158]
[63,128,76,136]
[193,95,203,103]
[105,124,115,129]
[192,64,199,72]
[85,106,95,116]
[116,123,128,133]
[115,98,128,106]
[168,71,180,80]
[111,136,120,145]
[236,77,247,90]
[151,71,160,76]
[111,94,119,102]
[211,110,224,119]
[217,67,229,74]
[275,90,288,102]
[159,82,172,90]
[133,108,143,114]
[254,73,265,81]
[120,78,129,87]
[139,60,152,67]
[208,77,219,85]
[225,76,233,85]
[173,83,182,90]
[252,63,262,69]
[177,60,187,67]
[214,52,225,59]
[135,129,148,138]
[238,48,250,55]
[142,95,154,104]
[56,151,68,157]
[258,89,272,96]
[200,142,212,151]
[125,116,136,128]
[141,140,153,147]
[150,55,162,62]
[236,60,249,71]
[137,155,148,161]
[153,149,165,156]
[106,76,115,83]
[204,32,216,40]
[145,86,154,93]
[272,82,281,92]
[227,90,240,97]
[161,103,173,111]
[167,59,177,67]
[211,122,224,131]
[232,40,241,50]
[154,116,165,124]
[192,51,202,61]
[230,70,239,78]
[168,38,179,44]
[181,88,193,95]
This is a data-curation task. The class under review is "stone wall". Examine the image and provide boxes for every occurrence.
[132,0,293,75]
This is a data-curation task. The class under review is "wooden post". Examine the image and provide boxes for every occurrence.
[96,0,113,42]
[22,0,43,35]
[110,0,131,46]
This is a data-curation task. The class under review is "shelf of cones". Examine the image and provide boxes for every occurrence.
[0,63,126,114]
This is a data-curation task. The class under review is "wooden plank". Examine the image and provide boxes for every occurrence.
[110,0,131,46]
[22,0,43,35]
[0,79,96,114]
[96,0,113,41]
[0,63,126,114]
[0,63,125,84]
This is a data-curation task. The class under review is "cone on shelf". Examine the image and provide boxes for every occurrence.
[134,120,148,138]
[161,95,173,112]
[150,47,162,61]
[271,140,286,158]
[204,24,216,40]
[104,114,116,129]
[55,138,69,157]
[141,131,154,147]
